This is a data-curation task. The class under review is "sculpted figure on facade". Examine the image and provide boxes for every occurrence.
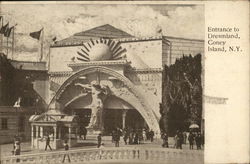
[75,83,110,129]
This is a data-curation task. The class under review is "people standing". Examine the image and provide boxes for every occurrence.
[176,131,180,149]
[188,132,194,150]
[138,130,143,144]
[45,135,52,151]
[111,130,115,143]
[149,130,154,142]
[146,129,150,140]
[183,132,187,144]
[174,132,178,148]
[79,126,87,140]
[134,132,139,144]
[123,129,128,145]
[178,131,183,149]
[195,133,201,150]
[14,140,21,162]
[201,133,204,149]
[161,132,168,148]
[98,143,105,160]
[128,129,134,145]
[13,135,19,155]
[114,128,121,147]
[97,133,102,148]
[62,140,70,163]
[142,129,147,143]
[82,127,87,140]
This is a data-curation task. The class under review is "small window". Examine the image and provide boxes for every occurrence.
[1,118,8,130]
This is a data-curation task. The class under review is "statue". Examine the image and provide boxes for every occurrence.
[75,83,110,130]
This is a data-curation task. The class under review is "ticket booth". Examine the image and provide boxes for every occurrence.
[29,109,79,150]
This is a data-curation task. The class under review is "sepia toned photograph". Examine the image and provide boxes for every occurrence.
[0,2,204,164]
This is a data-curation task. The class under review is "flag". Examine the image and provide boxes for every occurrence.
[52,36,57,41]
[4,26,14,37]
[0,16,2,27]
[0,22,8,34]
[29,28,43,40]
[157,28,162,33]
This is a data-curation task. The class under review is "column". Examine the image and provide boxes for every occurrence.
[53,126,57,149]
[36,126,39,138]
[68,127,71,148]
[40,126,43,138]
[58,127,61,139]
[53,126,57,139]
[122,110,128,129]
[100,108,104,132]
[31,125,34,148]
[36,126,39,149]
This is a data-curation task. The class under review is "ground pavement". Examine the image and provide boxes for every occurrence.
[0,136,203,164]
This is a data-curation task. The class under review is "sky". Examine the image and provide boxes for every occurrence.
[0,3,204,61]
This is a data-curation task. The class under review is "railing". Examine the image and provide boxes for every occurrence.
[1,147,203,164]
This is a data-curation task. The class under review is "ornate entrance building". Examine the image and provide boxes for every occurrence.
[49,63,160,135]
[47,24,204,136]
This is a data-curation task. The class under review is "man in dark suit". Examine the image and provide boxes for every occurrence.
[97,133,102,148]
[45,136,52,151]
[62,140,71,163]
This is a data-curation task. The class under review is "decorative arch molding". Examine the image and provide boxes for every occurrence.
[48,66,160,134]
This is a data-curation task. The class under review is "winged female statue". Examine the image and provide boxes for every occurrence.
[75,82,110,129]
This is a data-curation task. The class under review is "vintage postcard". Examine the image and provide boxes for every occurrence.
[0,1,249,164]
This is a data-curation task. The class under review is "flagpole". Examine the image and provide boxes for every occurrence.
[47,44,51,71]
[40,28,44,61]
[12,25,15,60]
[0,16,3,53]
[6,36,8,58]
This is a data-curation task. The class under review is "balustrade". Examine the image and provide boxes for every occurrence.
[1,147,203,164]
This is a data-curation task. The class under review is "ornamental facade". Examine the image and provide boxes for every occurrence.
[45,24,203,139]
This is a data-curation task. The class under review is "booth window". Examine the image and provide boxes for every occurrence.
[1,118,8,130]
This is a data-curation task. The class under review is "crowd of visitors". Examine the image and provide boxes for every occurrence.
[83,127,204,151]
[187,131,204,150]
[121,128,155,146]
[173,131,204,150]
[11,127,203,162]
[103,127,156,147]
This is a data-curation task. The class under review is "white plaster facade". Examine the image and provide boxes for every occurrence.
[47,24,204,136]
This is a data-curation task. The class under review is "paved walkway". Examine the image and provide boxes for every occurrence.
[0,136,203,158]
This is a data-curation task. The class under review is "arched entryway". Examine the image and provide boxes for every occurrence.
[62,93,149,135]
[48,66,160,135]
[103,95,147,135]
[103,109,146,135]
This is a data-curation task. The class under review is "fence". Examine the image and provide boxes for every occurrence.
[1,147,203,164]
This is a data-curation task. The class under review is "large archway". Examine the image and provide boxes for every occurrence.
[48,66,160,134]
[64,94,148,135]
